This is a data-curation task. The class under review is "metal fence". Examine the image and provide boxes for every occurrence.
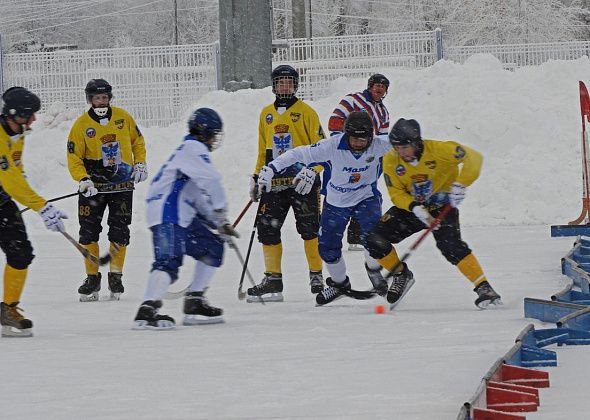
[273,29,443,100]
[1,43,219,127]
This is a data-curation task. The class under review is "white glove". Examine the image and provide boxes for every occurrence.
[257,165,275,193]
[412,205,434,228]
[249,175,259,202]
[293,167,317,195]
[38,203,68,232]
[132,162,148,183]
[78,178,98,198]
[213,209,240,242]
[449,182,466,208]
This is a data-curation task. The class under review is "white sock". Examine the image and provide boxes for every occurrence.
[325,258,347,283]
[143,270,172,302]
[189,261,217,292]
[364,250,381,271]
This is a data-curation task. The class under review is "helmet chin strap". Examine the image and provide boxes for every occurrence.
[93,106,109,117]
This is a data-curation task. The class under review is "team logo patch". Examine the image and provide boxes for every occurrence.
[11,151,22,166]
[199,154,210,163]
[454,146,466,159]
[272,133,292,158]
[266,113,273,124]
[395,164,406,176]
[366,156,375,163]
[86,128,96,138]
[348,173,361,183]
[115,119,125,129]
[100,133,116,144]
[425,160,436,169]
[0,155,8,171]
[290,112,301,122]
[67,141,75,154]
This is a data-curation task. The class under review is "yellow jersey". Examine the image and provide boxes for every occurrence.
[383,139,483,211]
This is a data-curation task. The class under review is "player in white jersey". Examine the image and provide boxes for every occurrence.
[328,73,390,251]
[132,108,239,330]
[258,112,393,305]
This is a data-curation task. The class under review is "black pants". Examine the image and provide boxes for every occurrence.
[257,184,321,245]
[78,191,133,246]
[366,205,471,265]
[0,201,34,269]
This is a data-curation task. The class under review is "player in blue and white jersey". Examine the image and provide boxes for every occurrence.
[132,108,238,330]
[258,111,393,306]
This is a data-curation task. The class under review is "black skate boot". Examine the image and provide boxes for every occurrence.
[309,271,324,294]
[78,273,101,302]
[132,300,175,330]
[365,263,388,296]
[1,302,33,337]
[107,272,124,300]
[183,291,224,325]
[387,263,415,308]
[316,277,351,306]
[247,272,283,303]
[474,281,503,309]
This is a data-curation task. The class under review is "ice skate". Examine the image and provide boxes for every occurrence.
[183,291,224,325]
[365,263,388,296]
[107,272,124,300]
[1,302,33,337]
[315,277,351,306]
[387,263,415,308]
[132,300,175,330]
[247,273,284,302]
[78,273,101,302]
[309,271,324,294]
[474,281,503,309]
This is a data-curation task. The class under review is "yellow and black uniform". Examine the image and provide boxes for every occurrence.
[254,97,325,276]
[67,106,146,276]
[366,139,490,288]
[0,116,46,304]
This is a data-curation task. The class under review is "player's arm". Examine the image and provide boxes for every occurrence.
[66,121,90,182]
[0,145,46,211]
[129,115,147,164]
[382,155,415,211]
[328,96,353,134]
[269,138,332,173]
[438,141,483,186]
[254,113,268,175]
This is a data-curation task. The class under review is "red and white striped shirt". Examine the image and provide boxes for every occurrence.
[328,89,389,136]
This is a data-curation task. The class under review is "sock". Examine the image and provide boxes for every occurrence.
[325,258,347,283]
[83,242,99,275]
[3,265,27,304]
[109,242,127,273]
[457,253,487,287]
[364,249,381,271]
[263,243,282,274]
[304,238,323,272]
[143,270,172,302]
[377,248,401,273]
[189,261,217,292]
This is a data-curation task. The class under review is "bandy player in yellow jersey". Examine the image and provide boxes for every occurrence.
[366,118,502,309]
[67,79,147,302]
[246,65,325,302]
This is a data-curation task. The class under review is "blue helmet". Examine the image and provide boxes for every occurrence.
[188,107,224,150]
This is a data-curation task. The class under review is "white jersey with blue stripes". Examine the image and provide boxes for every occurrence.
[269,133,392,208]
[145,135,227,228]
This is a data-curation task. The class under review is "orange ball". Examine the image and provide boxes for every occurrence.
[374,304,385,314]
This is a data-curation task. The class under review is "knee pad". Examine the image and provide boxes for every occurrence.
[107,226,130,246]
[151,257,182,282]
[438,241,471,265]
[5,242,35,270]
[79,226,101,245]
[365,231,392,259]
[319,245,341,264]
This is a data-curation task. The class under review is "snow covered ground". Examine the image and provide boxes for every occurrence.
[2,55,590,418]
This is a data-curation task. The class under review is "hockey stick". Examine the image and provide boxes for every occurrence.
[60,230,113,266]
[569,81,590,225]
[20,192,79,214]
[228,238,264,304]
[237,200,264,300]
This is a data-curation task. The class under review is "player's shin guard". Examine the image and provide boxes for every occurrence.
[456,253,487,287]
[143,270,173,302]
[3,265,27,305]
[83,242,99,274]
[304,238,323,272]
[262,243,282,274]
[377,248,401,273]
[109,242,126,273]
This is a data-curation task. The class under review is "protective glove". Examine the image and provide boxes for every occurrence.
[78,177,98,198]
[38,203,68,232]
[132,162,148,183]
[293,167,317,195]
[257,165,275,193]
[249,175,260,202]
[213,209,240,242]
[449,182,466,208]
[412,205,434,228]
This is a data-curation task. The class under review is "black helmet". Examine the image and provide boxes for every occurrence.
[271,65,299,99]
[368,73,390,90]
[85,78,113,102]
[345,111,373,139]
[389,118,421,146]
[2,87,41,119]
[188,107,224,151]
